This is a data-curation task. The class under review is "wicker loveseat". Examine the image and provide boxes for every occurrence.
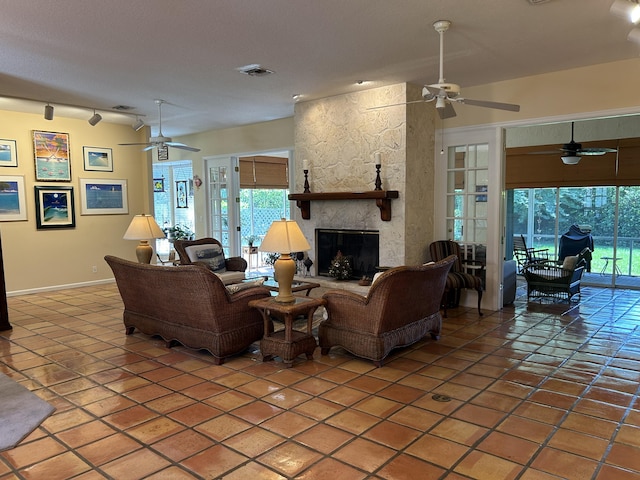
[522,247,591,302]
[105,255,270,364]
[318,256,455,367]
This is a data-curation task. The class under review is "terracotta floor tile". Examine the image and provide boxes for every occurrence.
[204,390,253,410]
[150,429,212,462]
[430,417,489,446]
[293,397,345,420]
[326,408,380,435]
[376,452,446,480]
[221,461,287,480]
[295,457,366,479]
[333,437,395,473]
[454,450,523,480]
[76,433,142,467]
[181,444,248,478]
[237,378,284,397]
[294,423,354,454]
[261,410,317,437]
[257,441,322,477]
[125,417,185,444]
[102,404,159,429]
[388,405,444,430]
[353,395,403,418]
[547,428,610,460]
[55,420,117,449]
[605,442,640,472]
[497,415,555,443]
[167,402,222,426]
[320,385,369,406]
[224,426,285,457]
[531,447,599,479]
[560,412,617,439]
[143,466,202,479]
[596,464,640,480]
[17,451,91,480]
[362,420,421,449]
[292,377,338,395]
[452,403,506,428]
[405,434,469,468]
[195,413,252,441]
[477,431,541,465]
[512,401,566,425]
[231,400,284,424]
[3,437,67,469]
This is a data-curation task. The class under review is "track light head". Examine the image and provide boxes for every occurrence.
[132,117,145,131]
[88,111,102,126]
[44,104,54,121]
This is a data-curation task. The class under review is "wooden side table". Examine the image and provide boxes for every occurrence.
[248,296,326,368]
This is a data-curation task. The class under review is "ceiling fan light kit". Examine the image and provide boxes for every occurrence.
[610,0,640,24]
[561,156,581,165]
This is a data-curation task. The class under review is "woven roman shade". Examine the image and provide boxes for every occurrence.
[239,156,289,189]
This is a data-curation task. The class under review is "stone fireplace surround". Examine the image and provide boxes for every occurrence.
[292,82,436,275]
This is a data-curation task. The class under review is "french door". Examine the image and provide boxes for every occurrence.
[205,156,240,257]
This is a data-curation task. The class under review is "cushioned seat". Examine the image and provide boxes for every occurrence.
[174,238,247,285]
[429,240,483,317]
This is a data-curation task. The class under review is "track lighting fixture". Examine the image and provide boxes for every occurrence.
[132,117,145,131]
[44,104,54,121]
[88,110,102,126]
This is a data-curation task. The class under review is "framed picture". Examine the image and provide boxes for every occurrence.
[0,139,18,167]
[157,145,169,161]
[0,175,27,221]
[33,130,71,181]
[153,178,165,192]
[83,146,113,172]
[34,185,75,229]
[79,178,128,215]
[176,180,188,208]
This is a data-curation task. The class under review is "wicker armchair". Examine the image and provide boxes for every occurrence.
[105,255,270,364]
[174,237,247,284]
[318,256,455,367]
[429,240,484,317]
[522,247,590,302]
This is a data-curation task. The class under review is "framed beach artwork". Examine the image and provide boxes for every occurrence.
[153,178,165,192]
[0,175,27,221]
[0,139,18,167]
[79,178,128,215]
[34,185,75,229]
[176,180,188,208]
[83,146,113,172]
[33,130,71,181]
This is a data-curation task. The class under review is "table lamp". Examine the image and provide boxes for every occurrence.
[123,214,166,264]
[259,218,310,303]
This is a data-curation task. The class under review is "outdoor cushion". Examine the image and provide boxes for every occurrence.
[185,244,227,273]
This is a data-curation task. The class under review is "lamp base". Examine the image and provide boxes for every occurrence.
[135,240,153,264]
[273,254,296,303]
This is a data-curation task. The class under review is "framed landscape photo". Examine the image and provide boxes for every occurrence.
[83,146,113,172]
[33,130,71,181]
[79,178,128,215]
[0,175,27,221]
[0,139,18,167]
[34,185,75,229]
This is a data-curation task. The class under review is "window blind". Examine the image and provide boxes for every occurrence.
[239,156,289,189]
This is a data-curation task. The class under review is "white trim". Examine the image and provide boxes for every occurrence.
[8,278,115,297]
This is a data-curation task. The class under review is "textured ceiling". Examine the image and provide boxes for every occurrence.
[0,0,637,137]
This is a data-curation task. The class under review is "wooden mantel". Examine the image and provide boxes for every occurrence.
[288,190,399,221]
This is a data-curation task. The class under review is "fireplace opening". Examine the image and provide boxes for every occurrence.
[316,229,379,279]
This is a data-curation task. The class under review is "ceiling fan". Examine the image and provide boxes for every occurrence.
[372,20,521,119]
[119,99,200,152]
[531,122,618,164]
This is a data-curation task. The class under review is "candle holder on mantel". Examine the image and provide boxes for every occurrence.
[374,164,382,190]
[303,169,310,193]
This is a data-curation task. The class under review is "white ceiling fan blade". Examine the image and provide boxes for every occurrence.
[167,142,201,152]
[118,142,153,146]
[577,147,617,155]
[457,98,521,112]
[367,99,426,110]
[142,145,156,152]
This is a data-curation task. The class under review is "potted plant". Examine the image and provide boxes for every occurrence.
[164,224,194,243]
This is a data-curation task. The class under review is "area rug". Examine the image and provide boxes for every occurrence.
[0,373,55,452]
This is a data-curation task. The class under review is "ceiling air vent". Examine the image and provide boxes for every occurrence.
[237,64,274,77]
[526,0,552,4]
[111,105,135,111]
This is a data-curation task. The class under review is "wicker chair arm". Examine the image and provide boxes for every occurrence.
[225,256,248,272]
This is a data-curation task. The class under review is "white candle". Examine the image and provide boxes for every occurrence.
[374,152,381,165]
[303,159,309,171]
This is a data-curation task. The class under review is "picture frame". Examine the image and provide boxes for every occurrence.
[33,130,71,181]
[176,180,188,208]
[79,178,128,215]
[153,178,165,192]
[34,185,75,229]
[83,146,113,172]
[0,175,27,221]
[157,145,169,161]
[0,139,18,167]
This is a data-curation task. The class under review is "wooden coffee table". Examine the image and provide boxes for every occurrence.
[248,296,326,367]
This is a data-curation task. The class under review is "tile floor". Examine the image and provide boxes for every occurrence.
[1,282,639,479]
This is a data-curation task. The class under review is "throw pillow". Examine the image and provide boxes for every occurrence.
[226,278,265,294]
[562,255,578,271]
[185,244,227,273]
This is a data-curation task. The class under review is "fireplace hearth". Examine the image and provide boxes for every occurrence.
[316,229,380,279]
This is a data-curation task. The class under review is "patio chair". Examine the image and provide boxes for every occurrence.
[513,235,550,271]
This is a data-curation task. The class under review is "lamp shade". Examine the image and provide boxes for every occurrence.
[123,214,165,240]
[259,218,310,254]
[123,214,165,264]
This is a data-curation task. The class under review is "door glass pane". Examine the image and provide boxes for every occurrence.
[209,164,230,255]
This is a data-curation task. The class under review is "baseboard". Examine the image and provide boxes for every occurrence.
[7,278,116,297]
